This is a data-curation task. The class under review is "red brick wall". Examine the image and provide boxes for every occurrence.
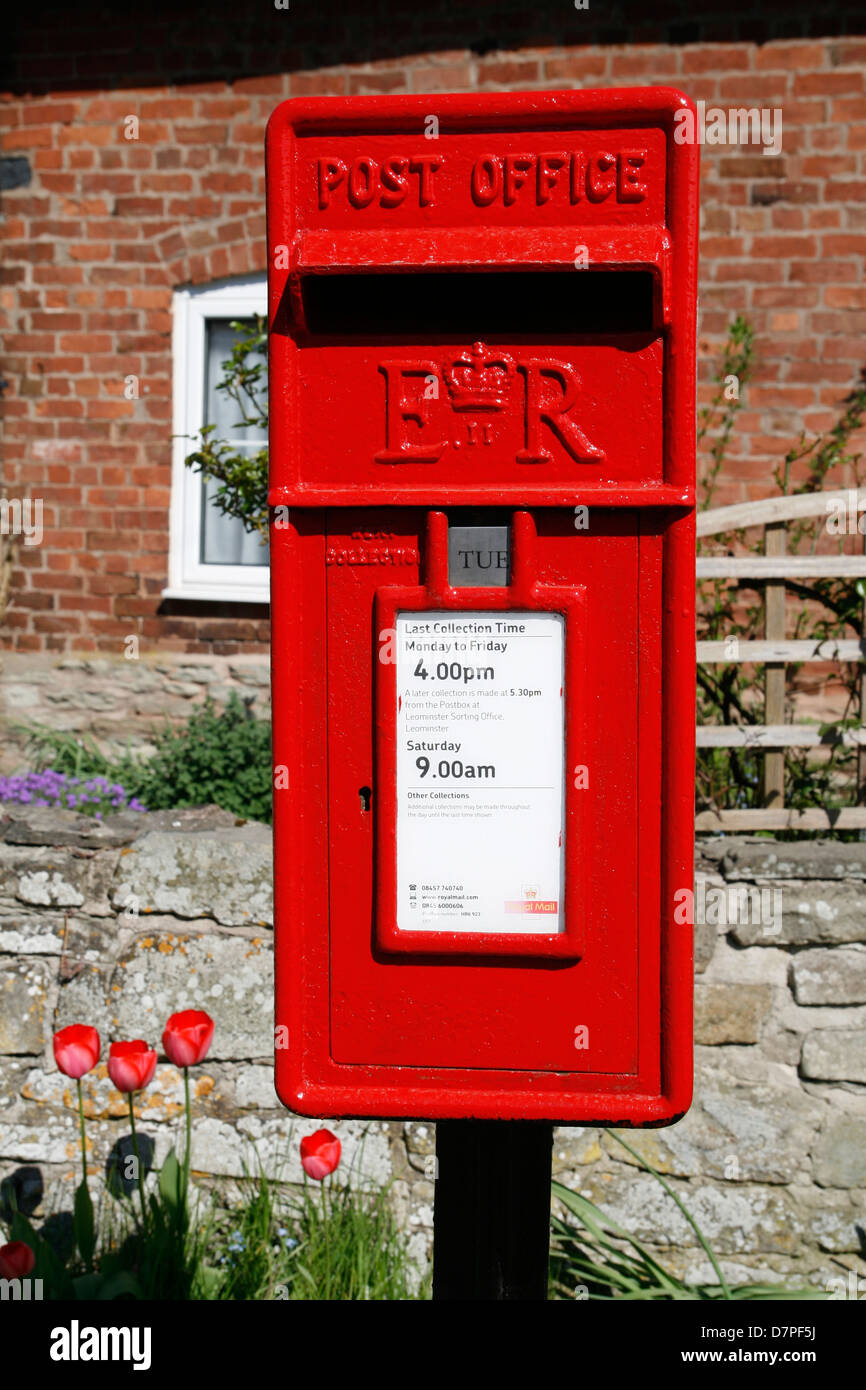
[2,15,865,653]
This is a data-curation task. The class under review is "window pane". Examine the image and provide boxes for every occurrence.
[200,318,269,567]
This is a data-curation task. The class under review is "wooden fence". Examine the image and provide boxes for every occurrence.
[696,488,866,832]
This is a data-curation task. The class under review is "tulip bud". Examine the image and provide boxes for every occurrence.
[162,1009,215,1067]
[53,1024,101,1080]
[300,1128,341,1180]
[0,1242,36,1280]
[108,1040,157,1094]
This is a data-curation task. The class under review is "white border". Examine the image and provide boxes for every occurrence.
[166,275,269,602]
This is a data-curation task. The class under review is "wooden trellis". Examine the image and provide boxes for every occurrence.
[696,488,866,832]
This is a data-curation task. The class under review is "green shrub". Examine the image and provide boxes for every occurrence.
[15,692,273,824]
[132,693,272,823]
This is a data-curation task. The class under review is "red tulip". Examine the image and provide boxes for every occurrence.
[300,1128,341,1180]
[108,1040,157,1093]
[53,1024,100,1080]
[162,1009,214,1067]
[0,1241,35,1279]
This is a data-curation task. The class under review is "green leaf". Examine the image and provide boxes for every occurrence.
[10,1211,74,1299]
[74,1179,95,1268]
[159,1148,183,1209]
[96,1270,144,1301]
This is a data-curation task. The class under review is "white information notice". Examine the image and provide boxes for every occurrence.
[395,610,565,934]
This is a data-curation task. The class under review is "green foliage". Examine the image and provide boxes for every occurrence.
[16,692,273,824]
[130,693,272,823]
[183,316,269,540]
[5,1130,830,1302]
[73,1179,95,1270]
[280,1179,422,1302]
[698,314,756,510]
[697,315,866,825]
[5,1160,421,1302]
[203,1162,422,1301]
[549,1133,826,1302]
[13,725,141,785]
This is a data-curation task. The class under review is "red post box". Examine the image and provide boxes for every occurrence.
[266,88,698,1125]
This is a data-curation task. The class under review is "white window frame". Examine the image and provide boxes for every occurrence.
[166,275,269,602]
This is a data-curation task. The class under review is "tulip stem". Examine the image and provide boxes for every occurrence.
[75,1077,88,1186]
[128,1094,147,1228]
[322,1177,330,1300]
[183,1066,191,1210]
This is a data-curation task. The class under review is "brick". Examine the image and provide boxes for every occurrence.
[288,71,349,97]
[410,64,474,92]
[348,68,411,95]
[56,124,117,146]
[173,123,230,145]
[68,242,112,262]
[825,288,866,310]
[749,235,817,258]
[681,45,753,74]
[794,72,864,97]
[790,259,858,283]
[718,156,787,179]
[2,127,53,149]
[753,42,827,71]
[751,181,819,205]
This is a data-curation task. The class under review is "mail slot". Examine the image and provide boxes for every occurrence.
[266,88,698,1123]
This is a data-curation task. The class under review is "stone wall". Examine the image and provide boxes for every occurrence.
[1,806,865,1295]
[0,651,271,775]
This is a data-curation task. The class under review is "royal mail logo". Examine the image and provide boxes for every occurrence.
[504,900,558,914]
[376,342,604,467]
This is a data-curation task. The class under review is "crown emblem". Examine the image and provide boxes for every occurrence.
[444,342,514,412]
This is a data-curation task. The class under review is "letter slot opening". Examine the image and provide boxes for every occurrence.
[299,270,655,337]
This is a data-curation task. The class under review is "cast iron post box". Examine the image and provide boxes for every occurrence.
[266,88,698,1124]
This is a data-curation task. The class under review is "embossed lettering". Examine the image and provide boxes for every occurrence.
[467,150,647,206]
[348,156,378,208]
[408,156,440,206]
[503,153,534,205]
[374,346,604,467]
[586,152,617,203]
[570,151,587,203]
[380,157,410,207]
[317,158,347,208]
[537,151,568,203]
[471,154,501,206]
[375,362,446,463]
[617,151,647,202]
[315,154,440,209]
[516,361,605,465]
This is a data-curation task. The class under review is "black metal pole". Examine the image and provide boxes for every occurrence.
[432,1120,553,1300]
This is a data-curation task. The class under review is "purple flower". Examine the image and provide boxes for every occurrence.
[0,767,147,819]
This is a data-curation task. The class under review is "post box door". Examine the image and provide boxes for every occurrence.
[324,506,660,1083]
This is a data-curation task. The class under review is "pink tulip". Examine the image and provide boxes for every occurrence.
[53,1024,100,1079]
[300,1129,341,1180]
[108,1040,157,1093]
[162,1010,214,1067]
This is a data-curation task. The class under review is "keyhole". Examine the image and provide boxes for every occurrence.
[359,786,372,813]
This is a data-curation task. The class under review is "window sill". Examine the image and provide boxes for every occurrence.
[161,585,270,604]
